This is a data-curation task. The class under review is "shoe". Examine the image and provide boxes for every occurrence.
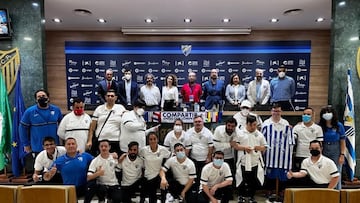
[238,196,246,203]
[165,193,175,203]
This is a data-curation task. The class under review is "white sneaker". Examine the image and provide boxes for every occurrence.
[165,193,175,203]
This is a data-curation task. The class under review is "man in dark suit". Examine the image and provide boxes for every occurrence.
[118,68,139,110]
[97,68,118,104]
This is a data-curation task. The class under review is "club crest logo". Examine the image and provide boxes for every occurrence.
[181,45,192,56]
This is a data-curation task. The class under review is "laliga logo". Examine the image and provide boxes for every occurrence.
[181,45,192,56]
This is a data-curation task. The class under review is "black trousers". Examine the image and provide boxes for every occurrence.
[84,180,122,203]
[142,175,166,203]
[238,165,261,198]
[121,178,146,203]
[166,179,197,202]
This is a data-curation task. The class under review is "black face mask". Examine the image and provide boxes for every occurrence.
[310,149,320,157]
[37,97,49,107]
[128,153,137,160]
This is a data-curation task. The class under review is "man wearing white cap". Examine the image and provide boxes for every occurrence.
[233,100,262,130]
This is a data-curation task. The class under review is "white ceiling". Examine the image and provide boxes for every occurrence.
[44,0,332,31]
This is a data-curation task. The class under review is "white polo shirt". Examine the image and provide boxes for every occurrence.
[185,127,214,161]
[92,104,126,141]
[119,155,144,186]
[213,125,241,159]
[139,145,171,180]
[200,162,233,191]
[293,122,324,157]
[34,146,66,172]
[87,154,119,186]
[163,130,186,153]
[162,156,196,185]
[300,155,339,184]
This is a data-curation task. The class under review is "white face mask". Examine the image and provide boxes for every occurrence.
[241,108,249,116]
[174,125,183,132]
[278,72,286,78]
[136,108,145,116]
[124,74,131,81]
[322,112,333,121]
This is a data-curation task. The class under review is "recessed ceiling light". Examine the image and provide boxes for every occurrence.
[222,18,230,23]
[32,2,39,7]
[316,17,325,22]
[52,18,62,23]
[184,18,192,23]
[73,9,92,16]
[283,9,304,16]
[145,18,153,23]
[338,1,346,6]
[97,18,106,23]
[270,18,279,23]
[41,19,46,24]
[350,36,359,41]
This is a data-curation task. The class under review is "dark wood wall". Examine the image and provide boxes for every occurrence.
[45,30,330,117]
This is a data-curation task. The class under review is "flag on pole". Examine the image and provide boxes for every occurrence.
[0,69,12,171]
[343,68,356,181]
[11,67,26,177]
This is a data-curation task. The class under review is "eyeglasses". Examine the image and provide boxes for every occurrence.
[106,95,115,97]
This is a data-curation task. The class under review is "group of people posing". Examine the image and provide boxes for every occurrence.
[98,64,295,112]
[18,86,345,203]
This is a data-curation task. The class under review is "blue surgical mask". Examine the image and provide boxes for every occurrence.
[302,114,312,123]
[213,158,224,167]
[176,151,186,159]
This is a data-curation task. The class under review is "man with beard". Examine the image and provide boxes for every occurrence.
[213,117,240,174]
[247,68,270,107]
[202,69,225,111]
[119,141,145,203]
[139,73,161,111]
[180,71,202,110]
[118,68,139,110]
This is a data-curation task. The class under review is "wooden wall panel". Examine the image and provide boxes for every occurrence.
[45,30,330,115]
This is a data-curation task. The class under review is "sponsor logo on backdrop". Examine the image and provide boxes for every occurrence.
[68,76,80,80]
[109,60,117,67]
[203,60,210,67]
[295,91,307,95]
[83,91,92,96]
[161,112,206,123]
[95,60,105,66]
[282,60,294,66]
[162,60,170,66]
[68,68,79,73]
[81,84,94,88]
[84,97,91,104]
[71,90,78,97]
[122,61,131,67]
[216,61,226,66]
[134,61,146,65]
[242,76,252,81]
[70,83,79,89]
[188,61,199,66]
[227,61,240,65]
[294,99,307,102]
[148,61,159,65]
[82,60,91,66]
[82,76,93,80]
[297,75,307,81]
[296,82,306,88]
[175,61,185,66]
[297,68,307,72]
[82,68,92,73]
[270,60,280,66]
[68,60,77,66]
[181,45,192,56]
[298,59,306,67]
[256,59,265,66]
[242,68,252,73]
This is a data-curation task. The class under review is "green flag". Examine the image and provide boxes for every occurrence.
[0,71,12,170]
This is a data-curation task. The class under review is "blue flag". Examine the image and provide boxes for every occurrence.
[11,67,26,177]
[0,69,12,171]
[343,69,356,181]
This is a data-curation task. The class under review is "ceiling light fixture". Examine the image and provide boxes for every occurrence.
[145,18,153,23]
[184,18,192,23]
[52,18,62,23]
[222,18,231,23]
[338,1,346,6]
[350,36,359,41]
[121,27,251,35]
[97,18,106,23]
[316,17,325,22]
[270,18,279,23]
[32,2,39,7]
[24,37,32,41]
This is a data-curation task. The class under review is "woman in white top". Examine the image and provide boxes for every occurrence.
[139,132,171,203]
[161,74,179,111]
[163,119,187,153]
[225,73,246,111]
